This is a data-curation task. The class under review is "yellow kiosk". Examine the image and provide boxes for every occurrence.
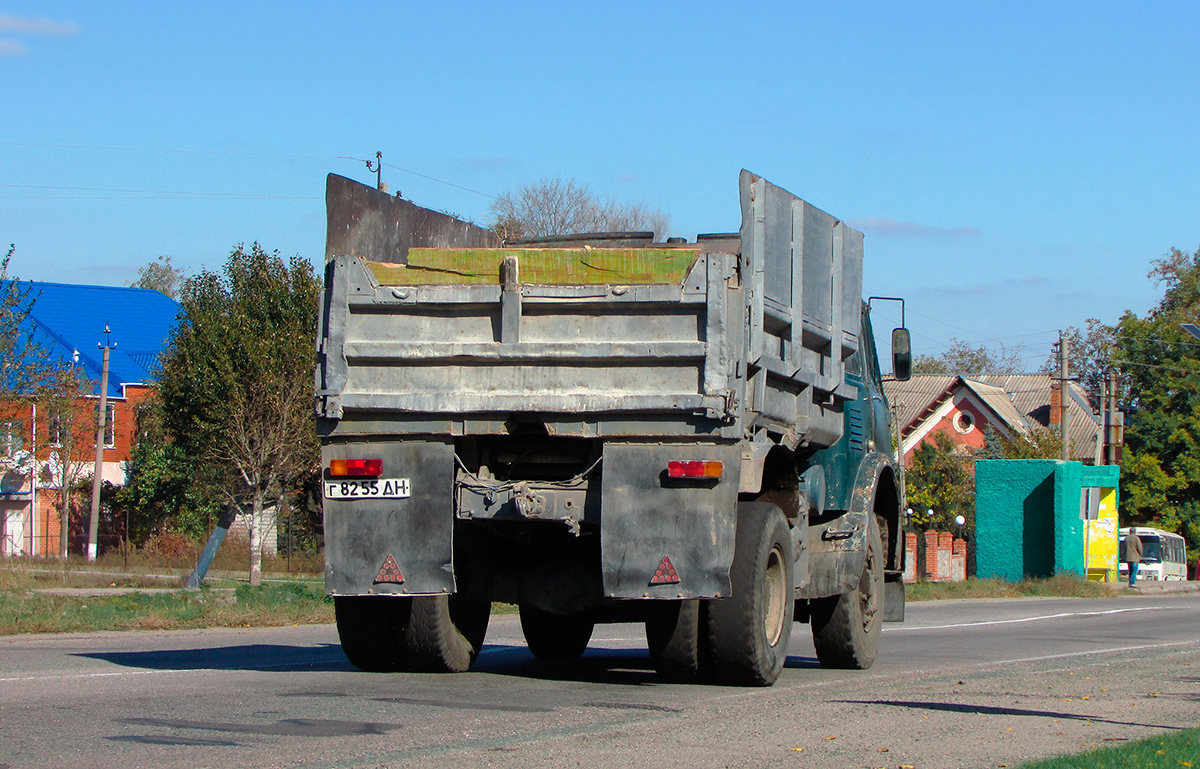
[1083,486,1119,582]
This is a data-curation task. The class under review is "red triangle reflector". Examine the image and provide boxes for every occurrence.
[374,554,405,584]
[650,556,680,585]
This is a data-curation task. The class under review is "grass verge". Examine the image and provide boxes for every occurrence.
[0,567,1125,635]
[908,574,1120,601]
[0,582,334,635]
[1014,726,1200,768]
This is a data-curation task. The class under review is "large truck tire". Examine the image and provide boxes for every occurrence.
[335,595,410,672]
[810,515,884,669]
[645,599,707,682]
[519,605,595,661]
[706,502,794,686]
[403,595,491,673]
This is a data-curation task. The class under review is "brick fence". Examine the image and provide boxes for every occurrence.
[903,530,968,582]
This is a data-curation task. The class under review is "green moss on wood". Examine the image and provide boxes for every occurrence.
[369,247,699,286]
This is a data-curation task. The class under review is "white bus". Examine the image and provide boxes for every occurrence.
[1118,527,1189,582]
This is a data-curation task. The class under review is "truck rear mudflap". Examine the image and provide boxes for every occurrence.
[599,442,739,599]
[323,439,455,596]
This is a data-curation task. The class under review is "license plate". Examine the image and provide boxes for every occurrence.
[324,478,411,499]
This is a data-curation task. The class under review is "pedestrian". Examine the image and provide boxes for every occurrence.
[1122,528,1144,587]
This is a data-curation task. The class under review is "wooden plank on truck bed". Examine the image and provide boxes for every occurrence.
[368,247,700,286]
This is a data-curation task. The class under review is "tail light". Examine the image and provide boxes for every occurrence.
[667,460,723,479]
[329,458,383,477]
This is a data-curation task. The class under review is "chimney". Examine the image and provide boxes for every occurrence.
[1049,380,1061,426]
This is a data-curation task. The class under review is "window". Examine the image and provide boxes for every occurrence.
[48,403,116,449]
[48,409,66,447]
[953,411,975,434]
[94,403,116,448]
[0,420,24,456]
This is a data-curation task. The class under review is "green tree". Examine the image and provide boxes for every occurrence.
[115,394,221,545]
[1113,245,1200,547]
[979,424,1063,460]
[911,337,1025,376]
[904,432,975,532]
[158,243,321,584]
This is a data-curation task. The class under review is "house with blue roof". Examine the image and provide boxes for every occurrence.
[1,282,181,557]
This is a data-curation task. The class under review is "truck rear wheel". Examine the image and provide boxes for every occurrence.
[706,502,794,686]
[404,595,491,673]
[811,515,883,669]
[519,605,594,661]
[646,600,707,682]
[335,595,410,672]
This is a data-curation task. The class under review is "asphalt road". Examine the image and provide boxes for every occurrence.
[1,591,1198,769]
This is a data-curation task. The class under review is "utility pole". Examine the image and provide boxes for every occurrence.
[86,325,114,562]
[1107,369,1120,465]
[1059,330,1070,463]
[365,151,387,193]
[1098,372,1108,465]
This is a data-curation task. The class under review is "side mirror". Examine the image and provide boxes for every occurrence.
[892,328,912,381]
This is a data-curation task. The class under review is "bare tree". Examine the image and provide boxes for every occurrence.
[40,367,97,558]
[1037,320,1116,402]
[912,338,1026,375]
[129,255,185,300]
[0,245,54,398]
[489,177,670,241]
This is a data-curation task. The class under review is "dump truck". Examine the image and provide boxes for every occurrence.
[316,170,911,686]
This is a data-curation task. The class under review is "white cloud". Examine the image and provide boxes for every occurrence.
[847,217,982,239]
[0,39,27,56]
[0,15,80,36]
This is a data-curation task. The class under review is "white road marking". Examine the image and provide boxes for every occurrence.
[987,639,1200,665]
[0,669,165,684]
[885,605,1174,632]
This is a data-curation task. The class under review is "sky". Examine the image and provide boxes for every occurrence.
[3,1,1199,367]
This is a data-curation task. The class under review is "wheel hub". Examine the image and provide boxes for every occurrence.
[763,544,787,646]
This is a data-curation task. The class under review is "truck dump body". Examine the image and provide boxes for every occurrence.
[322,248,730,422]
[318,170,862,448]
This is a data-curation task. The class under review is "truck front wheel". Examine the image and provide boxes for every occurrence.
[519,605,595,661]
[706,502,794,686]
[810,515,884,669]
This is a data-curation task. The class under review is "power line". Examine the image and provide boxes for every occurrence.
[906,307,1060,346]
[0,183,319,200]
[381,162,496,200]
[0,195,313,201]
[0,184,318,201]
[1104,328,1200,351]
[1111,358,1200,375]
[4,141,498,202]
[1,140,343,161]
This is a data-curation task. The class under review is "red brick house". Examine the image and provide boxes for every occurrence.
[0,283,180,556]
[883,374,1108,465]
